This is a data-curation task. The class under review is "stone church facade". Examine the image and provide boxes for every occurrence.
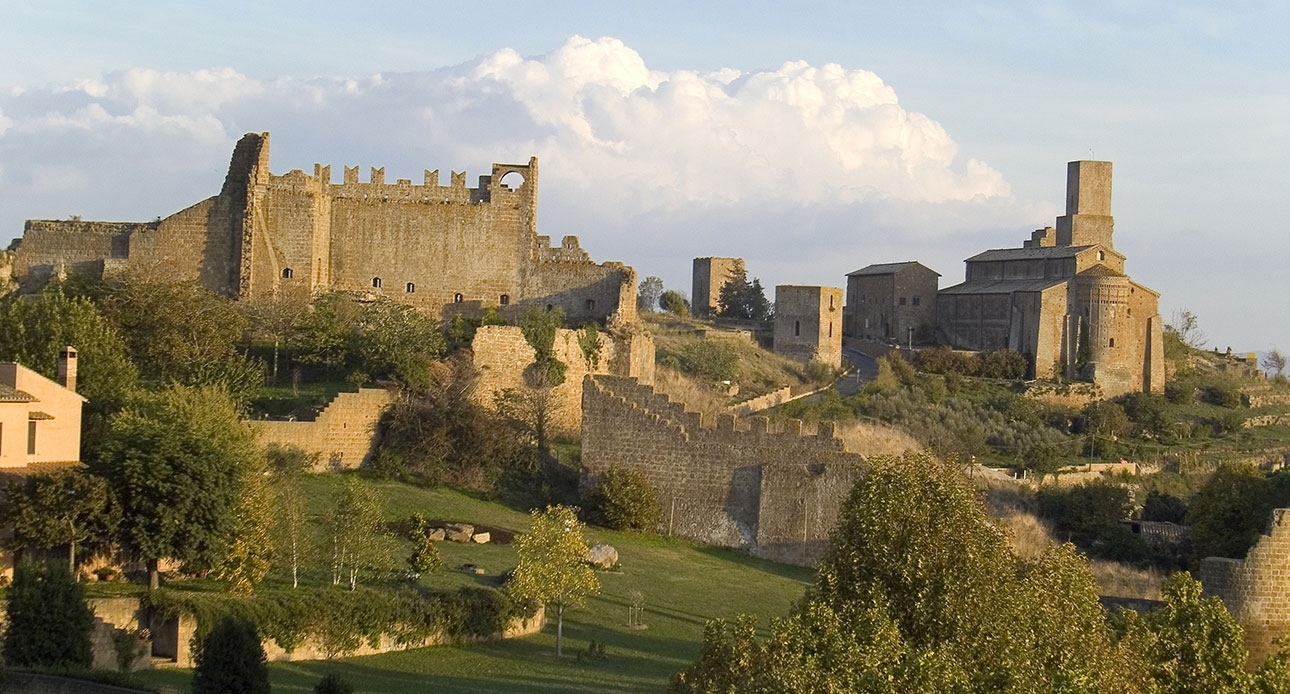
[937,161,1164,396]
[8,132,636,325]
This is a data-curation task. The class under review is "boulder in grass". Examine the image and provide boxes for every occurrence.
[427,528,446,542]
[472,532,491,544]
[587,544,618,570]
[445,523,475,542]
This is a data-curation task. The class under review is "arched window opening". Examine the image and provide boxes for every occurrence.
[1109,337,1116,348]
[282,268,294,279]
[498,170,526,190]
[406,282,415,293]
[372,277,382,288]
[794,320,801,337]
[500,294,510,305]
[453,293,463,303]
[1097,250,1106,261]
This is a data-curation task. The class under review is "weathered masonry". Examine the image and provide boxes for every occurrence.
[691,256,745,318]
[1201,508,1290,668]
[581,375,865,566]
[9,133,636,325]
[936,161,1163,397]
[843,261,940,344]
[773,285,843,369]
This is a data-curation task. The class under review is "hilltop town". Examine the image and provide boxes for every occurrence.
[2,134,1290,692]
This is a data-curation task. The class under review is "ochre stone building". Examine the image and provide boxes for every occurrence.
[843,261,939,344]
[9,133,636,325]
[0,347,84,471]
[773,285,843,369]
[937,161,1164,396]
[691,257,745,318]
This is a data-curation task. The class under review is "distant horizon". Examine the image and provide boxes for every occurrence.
[2,3,1286,353]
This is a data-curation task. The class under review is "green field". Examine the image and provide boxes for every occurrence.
[130,476,813,693]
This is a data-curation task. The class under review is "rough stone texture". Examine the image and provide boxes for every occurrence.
[773,285,843,369]
[691,257,744,318]
[936,161,1163,397]
[249,388,394,470]
[11,132,636,326]
[445,523,475,542]
[843,261,940,343]
[472,532,491,544]
[1200,508,1290,667]
[587,544,618,570]
[427,528,446,542]
[469,324,655,438]
[581,375,865,566]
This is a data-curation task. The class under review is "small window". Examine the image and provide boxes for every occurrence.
[1097,250,1106,261]
[1109,338,1116,348]
[794,320,801,337]
[899,297,907,306]
[282,268,293,279]
[586,299,596,312]
[828,321,833,338]
[406,282,415,293]
[500,294,510,305]
[27,420,36,455]
[454,293,463,303]
[912,296,920,306]
[372,277,382,288]
[829,295,835,309]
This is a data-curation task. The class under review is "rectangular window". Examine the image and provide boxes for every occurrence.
[899,297,907,306]
[913,296,921,306]
[27,420,36,455]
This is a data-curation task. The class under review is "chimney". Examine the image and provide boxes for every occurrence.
[58,346,77,393]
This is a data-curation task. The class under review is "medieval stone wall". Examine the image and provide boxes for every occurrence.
[470,325,654,437]
[1200,508,1290,667]
[773,285,843,368]
[691,257,744,318]
[249,388,395,470]
[581,375,865,565]
[11,220,143,289]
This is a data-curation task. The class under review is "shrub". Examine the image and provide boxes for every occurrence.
[1,558,94,669]
[659,290,690,317]
[1121,392,1171,436]
[315,674,355,694]
[1076,401,1131,438]
[1204,380,1244,408]
[977,349,1028,379]
[1090,524,1153,566]
[586,468,663,532]
[803,359,834,384]
[408,534,443,575]
[1141,491,1187,524]
[678,341,739,383]
[1037,481,1132,537]
[1164,380,1195,404]
[192,616,270,694]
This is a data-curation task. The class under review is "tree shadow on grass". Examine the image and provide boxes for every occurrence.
[690,545,816,582]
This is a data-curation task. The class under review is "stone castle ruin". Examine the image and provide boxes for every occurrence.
[8,132,636,325]
[581,375,865,566]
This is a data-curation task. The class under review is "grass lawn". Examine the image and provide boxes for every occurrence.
[131,476,813,693]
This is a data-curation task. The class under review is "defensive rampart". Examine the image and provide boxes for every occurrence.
[581,375,865,565]
[249,388,395,470]
[1200,508,1290,667]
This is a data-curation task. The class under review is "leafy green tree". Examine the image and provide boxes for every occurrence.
[91,385,260,590]
[191,616,270,694]
[1262,348,1287,379]
[508,505,600,657]
[329,478,387,590]
[673,454,1135,692]
[1037,481,1132,537]
[351,298,445,390]
[638,276,665,312]
[1142,491,1188,524]
[408,533,443,575]
[295,291,366,370]
[100,275,262,403]
[215,464,274,595]
[659,289,690,317]
[716,270,771,321]
[0,283,139,416]
[1188,465,1276,559]
[315,674,355,694]
[577,322,602,369]
[2,558,94,669]
[678,340,739,383]
[0,469,119,574]
[273,473,311,588]
[242,292,307,383]
[1116,572,1251,693]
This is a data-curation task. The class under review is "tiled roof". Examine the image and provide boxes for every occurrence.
[939,278,1069,295]
[965,246,1092,262]
[0,383,36,403]
[847,261,940,277]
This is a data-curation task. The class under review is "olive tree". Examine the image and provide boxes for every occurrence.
[507,505,600,657]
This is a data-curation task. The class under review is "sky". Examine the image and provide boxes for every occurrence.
[1,1,1286,353]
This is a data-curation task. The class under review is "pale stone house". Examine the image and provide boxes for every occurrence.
[0,347,84,471]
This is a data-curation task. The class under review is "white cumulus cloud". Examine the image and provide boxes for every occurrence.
[0,35,1035,293]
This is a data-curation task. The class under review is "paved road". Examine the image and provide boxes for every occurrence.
[837,345,880,397]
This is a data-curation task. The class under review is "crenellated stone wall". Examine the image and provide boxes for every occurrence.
[249,388,396,470]
[581,375,865,565]
[1200,508,1290,667]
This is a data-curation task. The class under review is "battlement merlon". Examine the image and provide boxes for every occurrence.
[289,155,537,202]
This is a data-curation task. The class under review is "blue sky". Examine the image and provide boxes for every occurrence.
[2,1,1287,353]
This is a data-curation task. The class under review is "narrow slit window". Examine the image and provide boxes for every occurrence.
[454,293,463,303]
[372,277,382,288]
[406,282,415,293]
[794,320,801,337]
[500,294,510,305]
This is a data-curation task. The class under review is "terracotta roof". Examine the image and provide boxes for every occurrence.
[0,383,36,403]
[847,261,940,277]
[1076,264,1126,278]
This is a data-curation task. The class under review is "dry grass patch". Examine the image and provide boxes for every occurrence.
[836,420,923,458]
